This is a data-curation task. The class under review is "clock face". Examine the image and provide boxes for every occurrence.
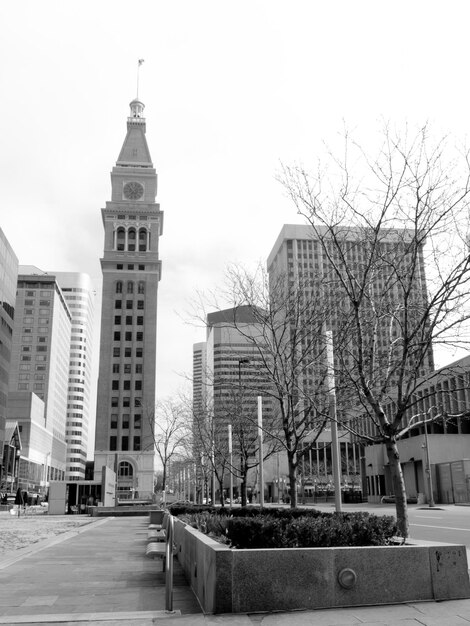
[123,181,144,200]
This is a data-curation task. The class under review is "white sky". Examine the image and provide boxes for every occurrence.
[1,1,470,449]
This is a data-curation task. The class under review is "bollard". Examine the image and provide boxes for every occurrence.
[165,513,174,612]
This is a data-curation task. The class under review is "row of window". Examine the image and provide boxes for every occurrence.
[114,316,143,326]
[111,414,141,429]
[111,397,141,407]
[116,281,145,294]
[115,299,144,310]
[110,436,141,451]
[116,264,145,270]
[113,347,143,358]
[112,380,142,390]
[113,331,143,342]
[113,364,142,373]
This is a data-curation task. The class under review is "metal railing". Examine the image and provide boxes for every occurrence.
[165,513,174,612]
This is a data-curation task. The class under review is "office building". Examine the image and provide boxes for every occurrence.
[0,229,18,490]
[202,306,276,502]
[8,267,72,490]
[267,224,435,494]
[94,98,163,501]
[54,272,95,481]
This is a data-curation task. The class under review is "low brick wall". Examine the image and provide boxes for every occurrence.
[173,519,470,614]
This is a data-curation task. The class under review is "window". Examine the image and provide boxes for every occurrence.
[128,229,136,251]
[113,347,120,357]
[116,228,125,251]
[136,348,143,358]
[18,383,29,390]
[124,364,131,374]
[123,380,131,390]
[111,415,118,429]
[128,264,134,270]
[135,364,142,374]
[134,415,141,429]
[21,356,31,361]
[134,398,141,407]
[119,461,133,477]
[135,381,142,390]
[110,436,117,451]
[138,265,145,271]
[114,316,121,325]
[124,348,132,357]
[22,346,31,352]
[111,397,118,407]
[137,316,143,325]
[127,281,133,294]
[121,436,129,451]
[126,300,133,310]
[112,380,119,390]
[138,282,145,294]
[115,300,122,309]
[133,437,141,451]
[137,300,144,310]
[123,397,130,407]
[24,299,34,306]
[136,332,143,341]
[139,228,147,251]
[112,364,120,373]
[39,300,50,306]
[125,315,132,325]
[116,281,122,294]
[114,331,121,341]
[117,264,123,270]
[122,415,129,429]
[125,332,132,341]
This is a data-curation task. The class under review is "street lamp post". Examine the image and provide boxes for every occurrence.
[258,396,264,508]
[409,414,435,508]
[326,330,342,513]
[423,418,435,507]
[228,424,233,510]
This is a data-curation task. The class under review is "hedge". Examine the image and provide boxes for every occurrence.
[173,507,397,549]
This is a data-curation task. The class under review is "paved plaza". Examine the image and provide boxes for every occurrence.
[0,515,470,624]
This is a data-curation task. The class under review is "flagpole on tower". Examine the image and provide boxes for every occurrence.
[136,59,145,99]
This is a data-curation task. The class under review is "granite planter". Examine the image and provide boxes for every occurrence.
[172,518,470,614]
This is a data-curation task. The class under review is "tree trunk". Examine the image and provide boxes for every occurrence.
[385,438,409,539]
[287,450,298,508]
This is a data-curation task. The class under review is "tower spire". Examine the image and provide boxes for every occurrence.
[136,59,144,99]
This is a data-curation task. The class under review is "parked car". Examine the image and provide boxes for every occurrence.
[381,494,418,504]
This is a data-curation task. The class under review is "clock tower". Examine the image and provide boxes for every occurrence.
[94,99,163,502]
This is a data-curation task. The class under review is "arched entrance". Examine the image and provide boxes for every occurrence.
[117,460,138,501]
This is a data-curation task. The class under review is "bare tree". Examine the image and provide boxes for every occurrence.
[150,397,193,506]
[279,124,470,537]
[195,267,332,508]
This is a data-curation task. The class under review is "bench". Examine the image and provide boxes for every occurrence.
[146,511,175,571]
[147,528,166,542]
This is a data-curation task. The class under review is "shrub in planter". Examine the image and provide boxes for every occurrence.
[226,512,397,549]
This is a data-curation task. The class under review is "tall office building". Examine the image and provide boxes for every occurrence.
[8,267,72,488]
[0,229,18,489]
[267,224,433,484]
[54,272,94,481]
[94,98,163,501]
[203,306,275,501]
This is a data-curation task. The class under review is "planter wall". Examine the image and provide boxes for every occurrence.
[173,519,470,614]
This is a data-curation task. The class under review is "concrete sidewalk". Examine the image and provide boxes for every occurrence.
[0,515,470,625]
